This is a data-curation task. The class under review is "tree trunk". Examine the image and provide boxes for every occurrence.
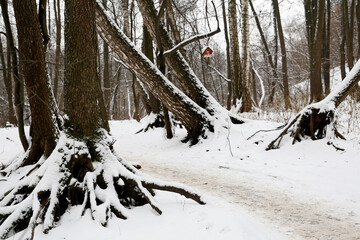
[240,0,252,112]
[102,0,111,117]
[0,0,28,151]
[95,2,213,143]
[357,0,360,59]
[322,0,331,96]
[221,0,232,110]
[229,0,242,105]
[249,0,279,106]
[166,0,188,61]
[343,0,355,69]
[142,25,161,115]
[0,36,16,125]
[273,0,291,109]
[340,21,347,80]
[38,0,50,48]
[64,0,105,138]
[304,0,325,103]
[53,0,62,102]
[13,0,60,165]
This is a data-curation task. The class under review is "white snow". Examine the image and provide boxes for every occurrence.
[1,111,360,239]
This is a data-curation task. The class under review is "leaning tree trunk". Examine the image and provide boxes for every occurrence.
[135,0,223,117]
[95,2,214,143]
[267,60,360,150]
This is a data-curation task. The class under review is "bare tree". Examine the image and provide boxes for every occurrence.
[221,0,232,110]
[229,0,242,105]
[304,0,326,103]
[240,0,252,112]
[273,0,290,109]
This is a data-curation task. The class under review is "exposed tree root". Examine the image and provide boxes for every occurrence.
[266,104,344,150]
[0,130,205,239]
[135,113,165,134]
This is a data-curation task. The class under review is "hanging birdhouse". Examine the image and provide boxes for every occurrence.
[202,46,213,58]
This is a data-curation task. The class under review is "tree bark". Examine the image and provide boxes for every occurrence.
[142,24,161,115]
[304,0,325,103]
[13,0,60,165]
[64,0,105,138]
[38,0,50,47]
[322,0,331,96]
[221,0,232,110]
[357,0,360,59]
[273,0,291,109]
[342,0,355,69]
[0,36,16,125]
[240,0,252,112]
[53,0,62,102]
[102,0,111,117]
[165,0,188,61]
[229,0,242,105]
[0,0,28,151]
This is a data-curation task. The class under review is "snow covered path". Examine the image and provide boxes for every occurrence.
[111,120,360,240]
[132,157,360,240]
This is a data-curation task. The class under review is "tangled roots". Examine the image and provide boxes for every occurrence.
[0,131,204,239]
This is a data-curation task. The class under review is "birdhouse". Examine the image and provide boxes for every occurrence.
[202,46,213,58]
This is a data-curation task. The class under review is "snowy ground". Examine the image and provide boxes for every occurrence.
[1,116,360,239]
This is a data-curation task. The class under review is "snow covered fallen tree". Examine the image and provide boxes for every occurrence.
[267,60,360,150]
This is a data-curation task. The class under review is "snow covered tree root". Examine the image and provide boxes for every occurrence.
[0,132,205,240]
[266,104,345,150]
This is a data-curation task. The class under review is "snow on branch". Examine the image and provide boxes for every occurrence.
[207,65,231,82]
[163,1,220,56]
[0,96,8,104]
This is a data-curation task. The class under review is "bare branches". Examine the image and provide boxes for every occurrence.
[163,0,220,57]
[207,65,231,82]
[164,27,220,56]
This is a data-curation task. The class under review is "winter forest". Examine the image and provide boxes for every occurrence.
[0,0,360,239]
